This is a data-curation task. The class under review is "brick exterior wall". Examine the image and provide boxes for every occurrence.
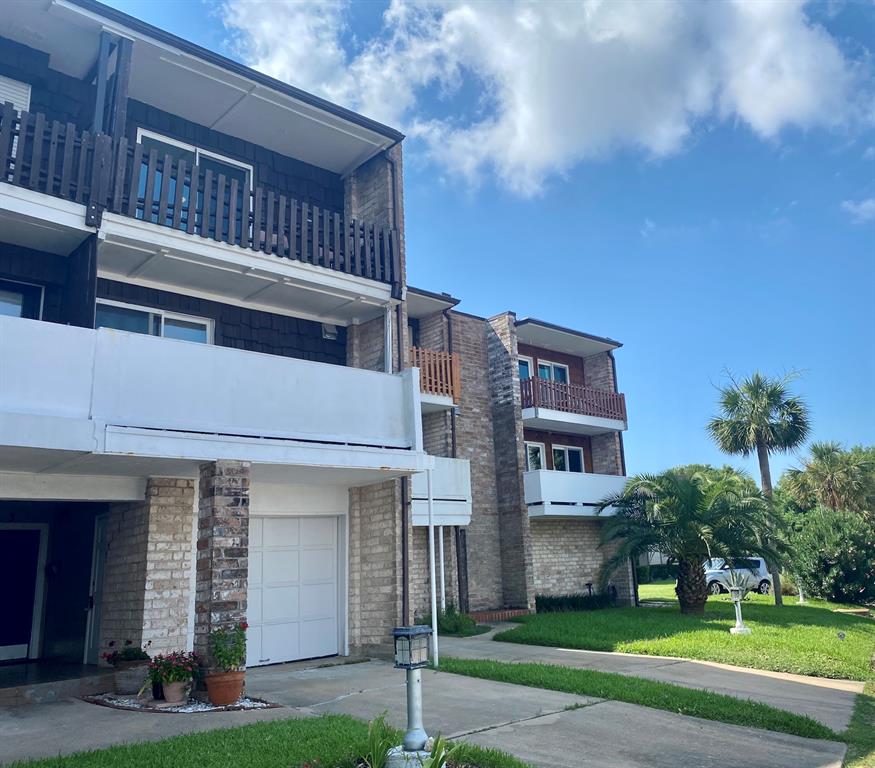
[410,525,459,620]
[195,461,250,666]
[100,478,195,657]
[486,313,535,610]
[530,518,634,605]
[348,480,403,654]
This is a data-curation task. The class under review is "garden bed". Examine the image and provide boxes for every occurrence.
[82,693,280,714]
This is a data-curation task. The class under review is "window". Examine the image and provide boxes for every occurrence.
[96,300,211,344]
[525,442,546,471]
[135,129,252,237]
[518,356,533,380]
[552,445,584,473]
[0,279,42,320]
[538,360,569,383]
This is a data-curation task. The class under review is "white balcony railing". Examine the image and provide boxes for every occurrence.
[524,470,628,518]
[0,316,423,467]
[411,456,472,527]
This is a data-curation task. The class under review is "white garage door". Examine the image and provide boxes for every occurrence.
[247,516,339,667]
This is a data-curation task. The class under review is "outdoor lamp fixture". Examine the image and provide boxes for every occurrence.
[728,585,752,635]
[387,625,433,767]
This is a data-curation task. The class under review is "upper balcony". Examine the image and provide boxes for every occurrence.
[410,347,462,413]
[0,315,426,481]
[520,377,627,435]
[524,470,628,518]
[410,456,472,527]
[0,106,401,311]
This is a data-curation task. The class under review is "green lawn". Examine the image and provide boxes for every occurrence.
[440,658,836,741]
[495,596,875,681]
[10,714,531,768]
[846,682,875,767]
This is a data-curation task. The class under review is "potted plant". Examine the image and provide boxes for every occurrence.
[102,640,151,695]
[204,622,248,706]
[149,651,199,705]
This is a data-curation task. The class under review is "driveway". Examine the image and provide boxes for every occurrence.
[441,625,863,732]
[0,659,847,768]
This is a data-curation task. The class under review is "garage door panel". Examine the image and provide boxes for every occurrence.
[249,551,264,586]
[264,549,300,584]
[263,622,300,663]
[301,516,335,546]
[301,618,337,658]
[264,517,300,546]
[300,581,336,617]
[248,586,263,624]
[263,585,300,622]
[245,625,263,667]
[301,547,335,582]
[249,517,264,548]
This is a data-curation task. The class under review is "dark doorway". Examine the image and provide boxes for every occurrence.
[0,528,44,660]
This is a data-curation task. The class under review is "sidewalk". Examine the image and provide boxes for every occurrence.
[440,625,863,732]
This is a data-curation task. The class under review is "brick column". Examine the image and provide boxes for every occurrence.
[486,312,535,610]
[195,460,250,664]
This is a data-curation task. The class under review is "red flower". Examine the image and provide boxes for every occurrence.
[239,622,249,631]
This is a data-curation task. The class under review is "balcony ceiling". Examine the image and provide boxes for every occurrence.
[516,318,621,358]
[0,0,399,174]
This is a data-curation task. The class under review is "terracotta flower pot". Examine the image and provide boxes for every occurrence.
[205,670,245,706]
[161,680,189,705]
[113,661,149,695]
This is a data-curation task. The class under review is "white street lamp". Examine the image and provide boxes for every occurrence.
[729,585,751,635]
[387,625,433,767]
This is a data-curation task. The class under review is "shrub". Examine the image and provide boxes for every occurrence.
[792,507,875,604]
[535,593,613,613]
[650,563,679,581]
[101,639,150,665]
[636,565,652,584]
[419,604,479,635]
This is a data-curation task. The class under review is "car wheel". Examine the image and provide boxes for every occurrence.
[708,581,723,595]
[758,580,771,595]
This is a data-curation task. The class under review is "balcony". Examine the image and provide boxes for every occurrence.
[524,470,628,518]
[0,105,400,300]
[410,347,461,412]
[410,456,472,527]
[0,316,425,479]
[520,377,627,435]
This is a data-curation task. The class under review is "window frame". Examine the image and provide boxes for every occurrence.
[524,441,546,472]
[135,128,254,186]
[0,278,44,320]
[551,444,585,473]
[537,359,570,383]
[518,355,534,381]
[96,298,214,344]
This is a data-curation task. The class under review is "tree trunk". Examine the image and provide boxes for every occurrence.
[756,441,783,606]
[676,558,707,616]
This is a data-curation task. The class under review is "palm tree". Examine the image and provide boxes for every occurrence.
[597,467,781,616]
[707,372,811,606]
[783,442,873,514]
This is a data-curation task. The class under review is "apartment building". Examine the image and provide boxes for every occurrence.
[407,291,634,618]
[0,1,630,688]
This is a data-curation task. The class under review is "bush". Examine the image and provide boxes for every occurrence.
[650,563,679,581]
[535,593,613,613]
[792,507,875,604]
[419,604,481,636]
[636,565,652,584]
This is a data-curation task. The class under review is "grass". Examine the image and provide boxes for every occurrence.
[845,682,875,767]
[495,592,875,681]
[439,657,837,742]
[10,713,532,768]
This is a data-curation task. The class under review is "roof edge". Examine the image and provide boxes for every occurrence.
[515,317,622,349]
[65,0,405,144]
[407,286,462,307]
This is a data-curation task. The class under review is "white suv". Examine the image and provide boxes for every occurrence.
[703,558,772,595]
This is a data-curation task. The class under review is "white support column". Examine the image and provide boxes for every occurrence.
[384,304,393,373]
[438,525,446,613]
[427,468,439,667]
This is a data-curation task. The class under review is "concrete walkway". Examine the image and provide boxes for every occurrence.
[441,625,863,732]
[0,659,847,768]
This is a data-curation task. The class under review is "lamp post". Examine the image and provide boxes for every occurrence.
[387,625,433,767]
[728,585,751,635]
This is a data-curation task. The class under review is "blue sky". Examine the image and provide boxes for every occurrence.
[106,0,874,482]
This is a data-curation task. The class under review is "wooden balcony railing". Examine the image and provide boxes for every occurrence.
[520,377,626,422]
[410,347,461,404]
[0,104,400,295]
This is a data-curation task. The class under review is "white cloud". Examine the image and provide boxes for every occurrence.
[841,198,875,223]
[640,218,657,238]
[864,146,875,160]
[220,0,872,195]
